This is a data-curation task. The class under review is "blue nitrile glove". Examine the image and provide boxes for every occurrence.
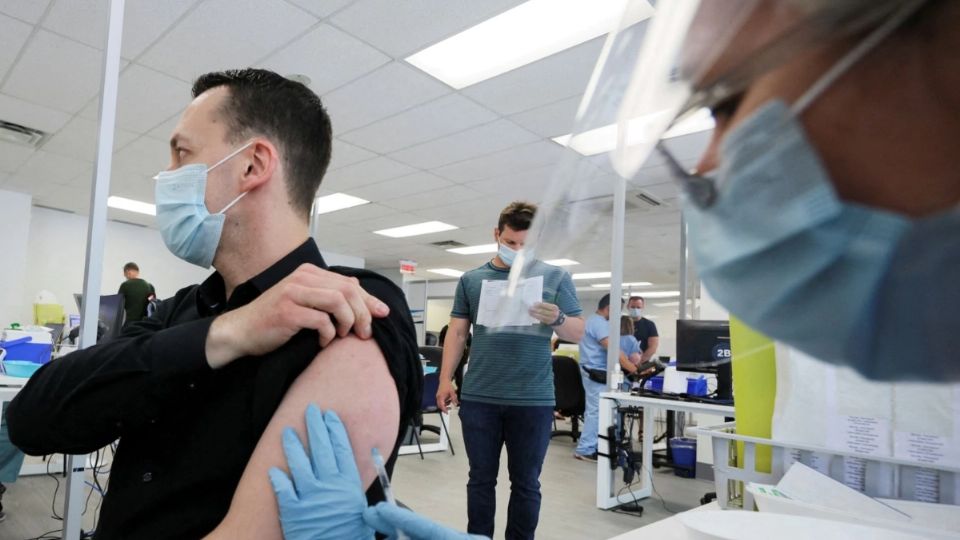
[363,502,490,540]
[269,404,374,540]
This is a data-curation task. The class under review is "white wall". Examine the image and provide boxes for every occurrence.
[9,204,364,325]
[0,190,33,327]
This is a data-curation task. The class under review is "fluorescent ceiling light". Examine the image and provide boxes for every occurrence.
[572,272,611,280]
[374,221,458,238]
[590,281,653,288]
[314,193,369,214]
[552,107,715,157]
[447,243,498,255]
[427,268,465,278]
[654,301,679,307]
[107,196,155,216]
[406,0,653,89]
[545,259,580,266]
[639,290,681,298]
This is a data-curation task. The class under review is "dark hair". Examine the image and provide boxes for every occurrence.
[124,262,139,272]
[629,296,645,304]
[598,293,624,311]
[192,69,333,221]
[498,201,537,232]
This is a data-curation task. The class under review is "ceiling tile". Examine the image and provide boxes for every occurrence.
[42,116,138,162]
[0,141,37,173]
[0,92,72,133]
[2,30,105,113]
[114,63,192,133]
[15,150,91,184]
[33,184,91,215]
[462,37,603,116]
[389,119,537,170]
[468,165,555,199]
[321,156,417,191]
[347,171,453,202]
[381,184,481,212]
[146,111,183,141]
[508,96,582,138]
[433,141,564,183]
[258,23,390,96]
[137,0,317,83]
[0,0,53,23]
[316,202,395,224]
[42,0,198,59]
[0,13,32,77]
[328,139,376,171]
[322,61,450,132]
[340,93,497,154]
[285,0,355,18]
[330,0,523,58]
[354,211,427,232]
[110,135,168,182]
[413,199,499,228]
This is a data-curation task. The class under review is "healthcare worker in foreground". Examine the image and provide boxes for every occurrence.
[269,1,959,537]
[630,0,958,382]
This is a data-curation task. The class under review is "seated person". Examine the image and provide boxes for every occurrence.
[618,316,644,378]
[6,68,420,539]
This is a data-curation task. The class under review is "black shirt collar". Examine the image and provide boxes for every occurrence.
[196,238,327,315]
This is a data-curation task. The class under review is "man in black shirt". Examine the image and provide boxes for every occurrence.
[6,69,420,539]
[628,296,660,363]
[117,261,156,326]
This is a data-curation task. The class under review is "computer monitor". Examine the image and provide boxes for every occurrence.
[676,319,733,400]
[74,293,126,342]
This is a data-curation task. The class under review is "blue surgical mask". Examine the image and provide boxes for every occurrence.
[629,308,642,319]
[497,243,517,267]
[154,141,254,268]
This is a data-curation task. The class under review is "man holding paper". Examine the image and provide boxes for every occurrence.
[436,201,584,540]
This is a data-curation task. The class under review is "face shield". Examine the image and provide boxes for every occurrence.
[485,0,925,336]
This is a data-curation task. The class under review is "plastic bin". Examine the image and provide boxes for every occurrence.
[670,437,697,477]
[0,337,53,364]
[3,360,42,378]
[645,375,664,393]
[695,421,960,510]
[686,377,708,396]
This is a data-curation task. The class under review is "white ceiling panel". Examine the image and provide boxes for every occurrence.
[137,0,317,83]
[33,184,91,215]
[347,171,453,203]
[328,139,376,171]
[467,165,555,199]
[0,0,53,24]
[111,136,169,179]
[0,141,37,173]
[0,92,72,133]
[321,156,417,191]
[389,119,537,170]
[42,0,198,60]
[508,95,582,138]
[339,93,497,154]
[285,0,356,18]
[380,184,482,212]
[317,202,396,225]
[15,150,92,185]
[410,197,499,228]
[0,13,32,77]
[330,0,522,58]
[146,111,183,141]
[354,211,432,233]
[114,63,193,133]
[42,116,138,162]
[462,37,603,117]
[433,141,564,183]
[2,30,105,113]
[322,61,450,132]
[110,173,157,203]
[258,23,390,96]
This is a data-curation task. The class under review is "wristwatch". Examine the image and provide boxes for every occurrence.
[549,311,566,327]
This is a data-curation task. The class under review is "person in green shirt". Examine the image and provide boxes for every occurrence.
[118,262,156,326]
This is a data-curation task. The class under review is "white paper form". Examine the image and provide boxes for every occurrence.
[892,384,960,469]
[476,276,543,328]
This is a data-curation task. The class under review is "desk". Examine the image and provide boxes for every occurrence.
[607,502,719,539]
[597,392,735,509]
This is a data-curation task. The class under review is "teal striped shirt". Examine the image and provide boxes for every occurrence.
[452,260,582,406]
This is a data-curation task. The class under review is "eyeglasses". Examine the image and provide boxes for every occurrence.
[655,141,716,209]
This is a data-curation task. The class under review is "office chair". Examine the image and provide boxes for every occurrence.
[424,332,439,346]
[418,345,443,371]
[408,368,455,459]
[551,355,585,441]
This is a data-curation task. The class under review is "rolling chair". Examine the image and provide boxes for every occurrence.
[551,355,585,441]
[409,366,455,459]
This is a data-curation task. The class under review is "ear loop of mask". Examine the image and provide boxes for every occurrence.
[209,140,256,215]
[790,0,927,117]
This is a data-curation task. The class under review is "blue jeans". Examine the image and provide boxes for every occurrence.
[459,401,553,540]
[576,371,605,456]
